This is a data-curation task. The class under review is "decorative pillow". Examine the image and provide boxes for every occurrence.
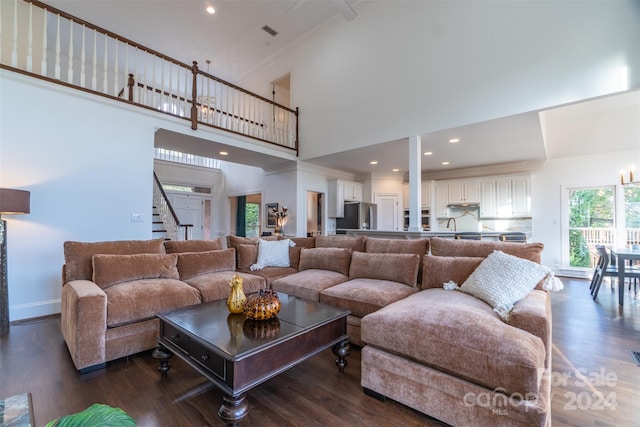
[64,238,166,282]
[421,255,485,289]
[176,248,235,279]
[349,252,420,287]
[459,250,553,322]
[165,239,223,254]
[250,239,295,270]
[236,244,258,270]
[92,253,179,289]
[298,247,352,275]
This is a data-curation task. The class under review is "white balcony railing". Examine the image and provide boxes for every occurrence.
[1,0,298,152]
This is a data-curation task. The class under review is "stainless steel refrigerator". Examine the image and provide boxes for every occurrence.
[336,202,377,230]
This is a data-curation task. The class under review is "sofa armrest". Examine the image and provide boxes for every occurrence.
[60,280,107,371]
[510,290,552,364]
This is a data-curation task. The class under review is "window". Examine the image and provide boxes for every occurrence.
[568,187,615,268]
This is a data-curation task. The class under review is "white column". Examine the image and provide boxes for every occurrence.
[408,135,422,232]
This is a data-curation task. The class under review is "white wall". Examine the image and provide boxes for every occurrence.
[532,148,640,273]
[241,0,639,160]
[0,72,162,320]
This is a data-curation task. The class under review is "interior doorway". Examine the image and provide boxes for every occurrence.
[229,193,262,237]
[272,73,290,108]
[307,191,323,237]
[375,193,399,231]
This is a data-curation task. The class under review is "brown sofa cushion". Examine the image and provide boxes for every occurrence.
[365,237,429,255]
[182,271,265,303]
[92,253,179,289]
[176,248,235,280]
[430,237,543,263]
[315,235,366,252]
[289,236,316,248]
[64,238,166,282]
[421,255,484,289]
[226,235,258,250]
[165,239,223,254]
[349,252,420,287]
[237,244,258,270]
[320,278,419,318]
[361,289,547,396]
[104,278,201,327]
[298,247,352,275]
[272,269,349,301]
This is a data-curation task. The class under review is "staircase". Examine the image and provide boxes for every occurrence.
[152,173,193,241]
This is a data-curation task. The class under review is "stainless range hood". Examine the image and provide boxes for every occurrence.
[447,203,480,208]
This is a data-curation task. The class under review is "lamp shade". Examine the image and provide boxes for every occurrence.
[0,189,30,214]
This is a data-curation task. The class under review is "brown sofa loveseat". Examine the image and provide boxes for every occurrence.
[60,238,264,372]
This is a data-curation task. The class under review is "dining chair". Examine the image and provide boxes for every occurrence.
[591,245,618,300]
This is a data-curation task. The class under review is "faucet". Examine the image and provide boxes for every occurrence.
[446,217,457,232]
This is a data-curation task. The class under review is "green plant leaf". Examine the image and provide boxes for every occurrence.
[46,403,136,427]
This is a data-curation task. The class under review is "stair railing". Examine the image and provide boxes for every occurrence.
[1,0,298,153]
[153,173,192,241]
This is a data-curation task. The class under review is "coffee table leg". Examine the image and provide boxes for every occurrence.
[332,339,351,373]
[152,346,173,377]
[218,393,249,426]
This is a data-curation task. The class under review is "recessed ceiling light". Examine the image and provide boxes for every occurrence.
[442,161,450,166]
[449,138,460,143]
[392,168,399,172]
[423,151,433,156]
[219,151,228,156]
[370,161,378,165]
[206,5,215,14]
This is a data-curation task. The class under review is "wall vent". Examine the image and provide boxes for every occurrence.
[630,351,640,367]
[262,25,278,37]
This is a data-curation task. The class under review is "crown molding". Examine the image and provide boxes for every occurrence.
[420,160,546,181]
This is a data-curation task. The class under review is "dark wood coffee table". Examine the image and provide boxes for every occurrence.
[154,292,350,425]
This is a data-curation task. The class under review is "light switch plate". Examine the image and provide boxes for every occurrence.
[131,213,144,222]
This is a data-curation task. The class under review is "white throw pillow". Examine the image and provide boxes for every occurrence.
[250,239,295,270]
[459,250,552,322]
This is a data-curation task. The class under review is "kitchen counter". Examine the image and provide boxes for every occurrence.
[340,230,531,241]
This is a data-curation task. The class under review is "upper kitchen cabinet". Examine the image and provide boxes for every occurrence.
[480,175,531,218]
[328,179,363,217]
[403,181,431,210]
[447,180,481,205]
[435,183,449,217]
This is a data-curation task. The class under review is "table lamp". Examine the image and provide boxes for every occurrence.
[0,188,30,334]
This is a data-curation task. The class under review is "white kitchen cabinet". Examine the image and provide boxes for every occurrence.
[328,179,363,217]
[480,180,496,217]
[480,175,531,217]
[511,176,530,216]
[447,180,480,204]
[435,183,449,217]
[403,181,431,209]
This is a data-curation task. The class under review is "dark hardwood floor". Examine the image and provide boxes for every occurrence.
[1,278,639,426]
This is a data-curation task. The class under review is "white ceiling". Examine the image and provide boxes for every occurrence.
[43,0,640,176]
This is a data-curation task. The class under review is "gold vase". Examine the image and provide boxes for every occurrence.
[227,273,246,314]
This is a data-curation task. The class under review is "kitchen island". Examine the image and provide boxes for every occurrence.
[340,229,531,241]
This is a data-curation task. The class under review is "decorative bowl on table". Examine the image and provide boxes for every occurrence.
[243,289,281,320]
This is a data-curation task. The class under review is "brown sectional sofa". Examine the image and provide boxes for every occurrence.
[60,234,552,426]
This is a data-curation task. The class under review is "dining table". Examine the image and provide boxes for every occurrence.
[610,246,640,305]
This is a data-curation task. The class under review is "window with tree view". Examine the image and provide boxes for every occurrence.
[568,185,640,269]
[569,187,615,268]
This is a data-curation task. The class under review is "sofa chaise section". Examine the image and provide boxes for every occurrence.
[360,239,552,426]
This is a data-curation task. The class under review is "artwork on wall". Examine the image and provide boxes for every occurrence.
[266,203,278,228]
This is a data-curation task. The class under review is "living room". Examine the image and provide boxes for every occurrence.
[1,0,639,425]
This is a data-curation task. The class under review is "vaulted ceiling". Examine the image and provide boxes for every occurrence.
[43,0,639,176]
